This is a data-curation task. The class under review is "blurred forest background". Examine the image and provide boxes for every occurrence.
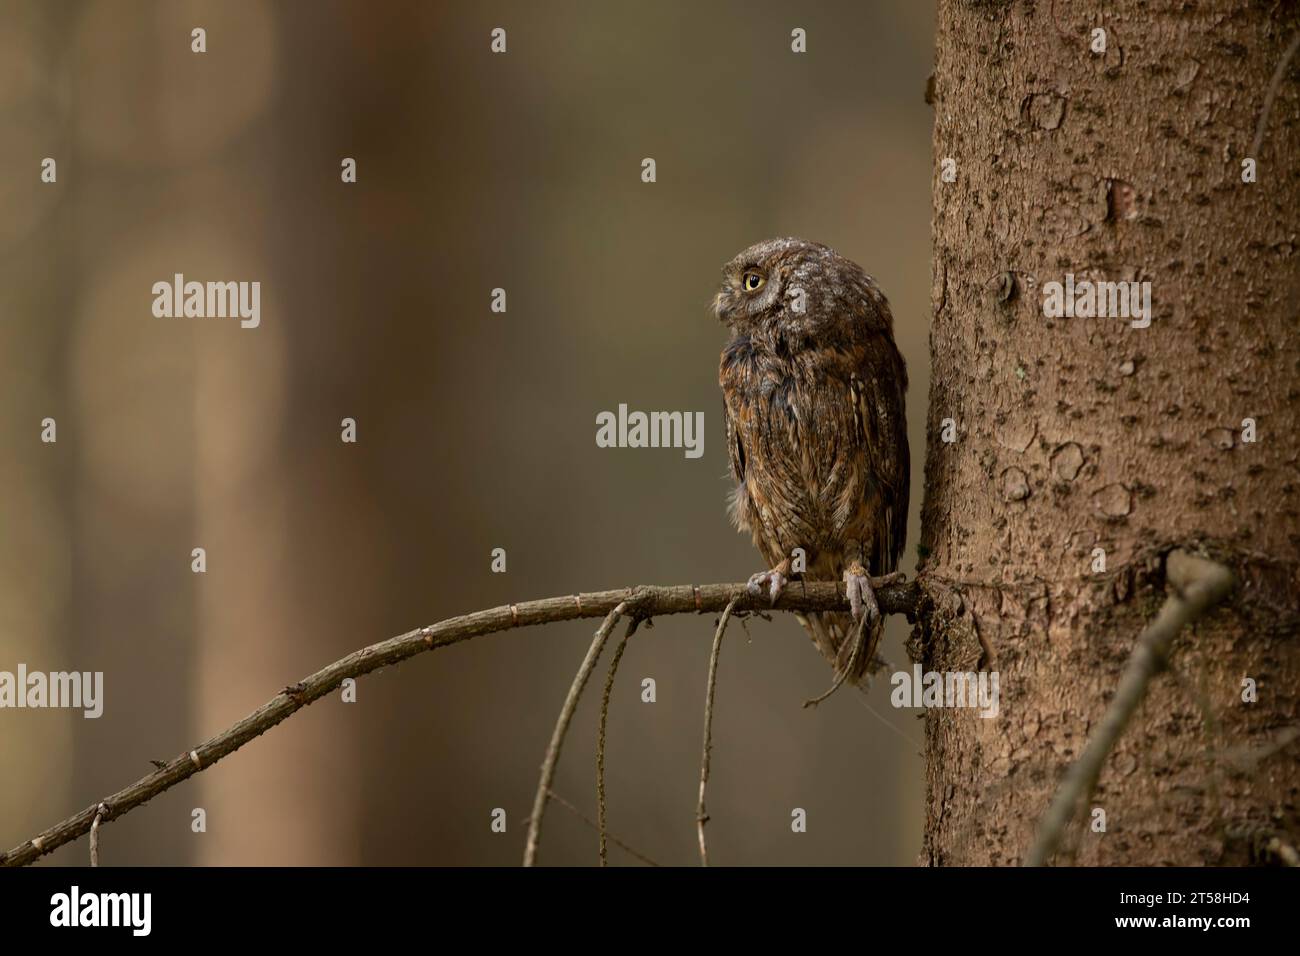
[0,0,934,865]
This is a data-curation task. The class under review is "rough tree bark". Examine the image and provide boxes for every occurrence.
[919,0,1299,865]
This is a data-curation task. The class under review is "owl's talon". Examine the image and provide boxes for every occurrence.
[844,563,880,625]
[746,568,789,605]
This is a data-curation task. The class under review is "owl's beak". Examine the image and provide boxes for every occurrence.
[711,286,732,322]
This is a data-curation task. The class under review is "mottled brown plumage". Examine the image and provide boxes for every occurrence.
[715,238,909,683]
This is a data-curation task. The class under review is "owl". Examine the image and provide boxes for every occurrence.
[715,238,909,684]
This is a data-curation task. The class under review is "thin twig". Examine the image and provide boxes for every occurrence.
[854,692,925,752]
[1219,723,1300,772]
[2,578,918,868]
[1250,31,1300,161]
[89,804,107,868]
[1226,822,1300,867]
[1026,550,1233,866]
[596,618,639,866]
[697,595,741,866]
[523,602,630,867]
[542,789,662,867]
[803,613,867,708]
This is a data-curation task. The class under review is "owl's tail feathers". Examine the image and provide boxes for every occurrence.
[795,611,886,687]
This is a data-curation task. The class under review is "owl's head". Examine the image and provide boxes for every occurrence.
[712,237,866,334]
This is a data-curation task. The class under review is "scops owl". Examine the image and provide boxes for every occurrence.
[715,238,909,684]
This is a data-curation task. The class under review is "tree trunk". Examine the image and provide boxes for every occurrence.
[919,0,1299,866]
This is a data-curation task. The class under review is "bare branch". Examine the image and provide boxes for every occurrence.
[1026,550,1233,866]
[524,602,630,867]
[1,577,918,868]
[596,618,639,866]
[1262,837,1300,867]
[543,789,661,867]
[1219,723,1300,773]
[89,804,107,868]
[1250,30,1300,161]
[1226,821,1300,867]
[698,595,741,866]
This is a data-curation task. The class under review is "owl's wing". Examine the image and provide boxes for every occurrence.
[719,346,755,535]
[849,337,910,574]
[724,395,746,485]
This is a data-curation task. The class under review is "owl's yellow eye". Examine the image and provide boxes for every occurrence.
[742,271,765,292]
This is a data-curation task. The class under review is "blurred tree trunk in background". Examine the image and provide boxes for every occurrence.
[919,0,1299,865]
